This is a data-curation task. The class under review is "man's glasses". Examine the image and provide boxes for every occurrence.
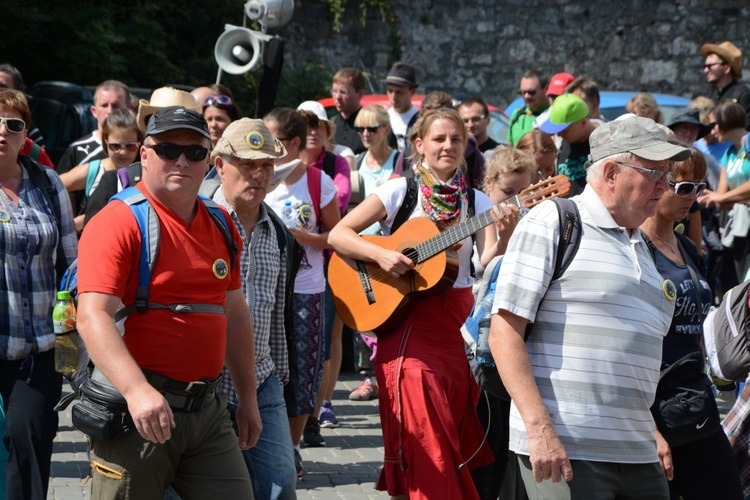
[146,143,209,161]
[331,88,350,97]
[518,89,538,96]
[107,142,139,153]
[615,161,672,182]
[204,95,233,107]
[669,180,706,198]
[703,62,726,70]
[0,117,25,133]
[355,126,383,134]
[462,115,486,124]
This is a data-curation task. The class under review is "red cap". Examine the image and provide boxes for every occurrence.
[547,72,576,97]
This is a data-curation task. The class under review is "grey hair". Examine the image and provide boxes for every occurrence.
[586,152,633,183]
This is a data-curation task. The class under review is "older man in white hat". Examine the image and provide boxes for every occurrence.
[205,118,303,493]
[490,116,691,499]
[702,41,750,129]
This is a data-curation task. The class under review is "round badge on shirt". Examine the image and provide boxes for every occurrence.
[213,259,229,279]
[662,279,677,302]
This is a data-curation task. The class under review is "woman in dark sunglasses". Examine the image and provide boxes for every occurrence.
[203,95,241,150]
[0,89,77,499]
[59,109,143,231]
[639,148,743,500]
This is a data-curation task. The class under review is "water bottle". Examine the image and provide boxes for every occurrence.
[52,291,78,378]
[281,200,297,228]
[475,282,497,367]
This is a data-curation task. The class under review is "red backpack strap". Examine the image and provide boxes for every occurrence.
[306,165,322,230]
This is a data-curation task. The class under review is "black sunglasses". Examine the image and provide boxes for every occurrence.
[146,143,209,161]
[355,126,382,134]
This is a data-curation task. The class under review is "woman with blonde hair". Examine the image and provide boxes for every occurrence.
[626,92,664,123]
[330,108,514,499]
[515,129,558,181]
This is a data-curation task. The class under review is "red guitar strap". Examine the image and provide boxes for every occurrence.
[306,165,322,231]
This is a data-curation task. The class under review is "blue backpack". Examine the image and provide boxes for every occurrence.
[462,198,582,400]
[55,187,237,404]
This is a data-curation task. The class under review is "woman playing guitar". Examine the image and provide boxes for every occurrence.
[328,108,515,499]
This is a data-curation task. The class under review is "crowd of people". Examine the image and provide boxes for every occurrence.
[0,37,749,500]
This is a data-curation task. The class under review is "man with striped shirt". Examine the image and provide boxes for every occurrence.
[489,116,691,499]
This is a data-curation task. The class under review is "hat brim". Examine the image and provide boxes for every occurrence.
[269,159,301,192]
[539,119,572,135]
[137,100,202,132]
[383,77,418,87]
[147,124,211,141]
[667,118,712,140]
[629,141,692,162]
[701,43,742,79]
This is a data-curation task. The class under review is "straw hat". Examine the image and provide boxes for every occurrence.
[136,87,201,132]
[701,41,743,79]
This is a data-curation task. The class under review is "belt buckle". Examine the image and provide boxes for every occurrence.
[185,381,208,394]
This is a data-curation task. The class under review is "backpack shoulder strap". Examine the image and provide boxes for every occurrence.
[675,231,706,277]
[198,168,222,198]
[551,198,582,281]
[30,142,42,162]
[523,199,581,339]
[116,166,130,190]
[199,196,237,273]
[267,205,289,254]
[323,151,337,180]
[391,175,418,234]
[306,165,322,229]
[85,159,101,196]
[20,156,67,283]
[354,152,366,172]
[111,187,159,315]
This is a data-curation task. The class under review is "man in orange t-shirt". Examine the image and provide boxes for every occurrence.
[76,106,260,499]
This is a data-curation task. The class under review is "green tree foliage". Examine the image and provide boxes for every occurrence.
[0,0,239,88]
[0,1,336,115]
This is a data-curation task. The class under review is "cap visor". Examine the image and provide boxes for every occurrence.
[631,142,691,162]
[147,125,211,141]
[539,120,571,135]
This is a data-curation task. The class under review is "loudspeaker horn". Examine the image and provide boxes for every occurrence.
[244,0,294,29]
[214,24,273,75]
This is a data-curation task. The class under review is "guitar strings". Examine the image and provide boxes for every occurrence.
[355,179,563,284]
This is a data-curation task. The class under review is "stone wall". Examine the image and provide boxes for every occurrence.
[279,0,750,108]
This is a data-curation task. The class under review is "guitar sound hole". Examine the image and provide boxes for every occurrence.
[400,247,419,271]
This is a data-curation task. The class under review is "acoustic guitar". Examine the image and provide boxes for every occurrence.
[328,175,571,336]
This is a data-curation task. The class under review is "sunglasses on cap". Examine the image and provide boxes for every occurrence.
[355,126,383,134]
[204,95,233,107]
[146,143,209,161]
[669,180,706,198]
[0,117,25,133]
[107,142,140,153]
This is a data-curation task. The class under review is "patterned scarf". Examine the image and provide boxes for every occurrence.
[415,160,467,225]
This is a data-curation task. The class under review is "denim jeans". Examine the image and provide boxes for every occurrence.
[229,373,297,500]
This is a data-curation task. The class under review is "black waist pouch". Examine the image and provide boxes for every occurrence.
[71,373,134,441]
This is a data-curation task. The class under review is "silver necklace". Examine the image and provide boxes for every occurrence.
[651,230,676,254]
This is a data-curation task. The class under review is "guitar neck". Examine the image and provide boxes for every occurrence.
[415,195,522,263]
